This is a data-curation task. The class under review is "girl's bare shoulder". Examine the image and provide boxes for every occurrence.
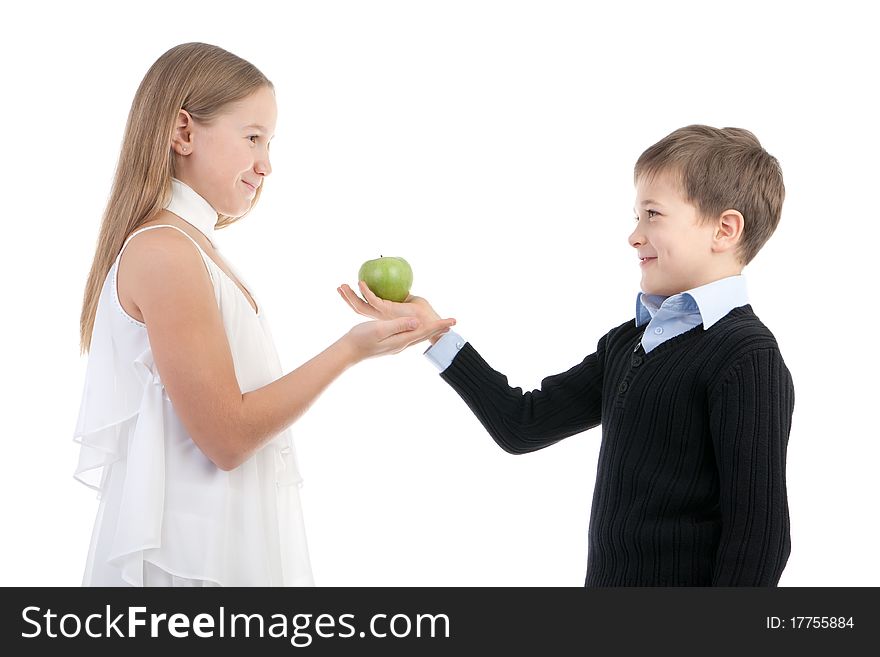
[117,211,213,322]
[128,210,206,247]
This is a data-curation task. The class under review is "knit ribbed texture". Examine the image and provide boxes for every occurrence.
[440,304,794,586]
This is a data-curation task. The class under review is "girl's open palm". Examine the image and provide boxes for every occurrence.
[338,281,456,358]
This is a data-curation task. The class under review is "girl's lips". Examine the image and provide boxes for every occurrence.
[242,180,256,193]
[640,257,656,267]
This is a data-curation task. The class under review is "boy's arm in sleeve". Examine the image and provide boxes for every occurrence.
[708,347,795,586]
[428,331,608,455]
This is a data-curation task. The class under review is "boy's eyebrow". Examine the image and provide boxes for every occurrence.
[632,200,666,214]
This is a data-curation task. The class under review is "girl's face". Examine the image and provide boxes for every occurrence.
[172,85,277,218]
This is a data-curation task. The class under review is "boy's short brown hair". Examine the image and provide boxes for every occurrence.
[634,125,785,266]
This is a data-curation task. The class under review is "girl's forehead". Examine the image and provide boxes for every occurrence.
[216,110,276,137]
[224,90,277,127]
[241,122,273,134]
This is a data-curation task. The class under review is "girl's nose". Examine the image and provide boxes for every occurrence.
[256,158,271,177]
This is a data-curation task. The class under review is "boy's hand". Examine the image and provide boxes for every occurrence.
[338,281,443,324]
[338,281,453,347]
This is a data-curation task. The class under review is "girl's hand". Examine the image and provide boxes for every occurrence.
[344,316,456,362]
[338,281,443,325]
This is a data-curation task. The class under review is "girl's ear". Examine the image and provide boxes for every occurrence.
[171,108,194,155]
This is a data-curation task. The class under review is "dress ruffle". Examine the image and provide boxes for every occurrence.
[73,283,168,495]
[74,344,170,585]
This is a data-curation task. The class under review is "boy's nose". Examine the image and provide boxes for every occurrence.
[629,228,644,248]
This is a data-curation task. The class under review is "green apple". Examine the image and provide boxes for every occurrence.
[358,255,413,302]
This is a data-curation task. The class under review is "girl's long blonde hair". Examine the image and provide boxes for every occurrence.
[79,42,273,355]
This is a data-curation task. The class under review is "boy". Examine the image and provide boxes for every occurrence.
[338,125,794,586]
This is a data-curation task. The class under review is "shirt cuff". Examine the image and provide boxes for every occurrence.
[423,330,465,372]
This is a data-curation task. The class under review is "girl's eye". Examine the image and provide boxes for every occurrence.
[248,135,259,143]
[647,209,659,219]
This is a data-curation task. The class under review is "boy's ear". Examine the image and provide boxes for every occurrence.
[713,209,744,254]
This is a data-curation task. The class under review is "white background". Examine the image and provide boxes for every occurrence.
[1,0,877,586]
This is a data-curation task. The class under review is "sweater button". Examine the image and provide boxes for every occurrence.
[632,355,642,367]
[618,381,628,393]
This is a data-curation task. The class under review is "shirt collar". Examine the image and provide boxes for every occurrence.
[635,274,750,330]
[166,178,219,248]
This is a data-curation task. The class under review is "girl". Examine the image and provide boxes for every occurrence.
[73,42,455,587]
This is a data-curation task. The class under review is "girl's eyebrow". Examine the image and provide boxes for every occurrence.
[243,123,275,138]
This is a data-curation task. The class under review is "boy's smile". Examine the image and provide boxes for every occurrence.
[630,172,744,297]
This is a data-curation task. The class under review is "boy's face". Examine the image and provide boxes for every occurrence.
[630,172,741,297]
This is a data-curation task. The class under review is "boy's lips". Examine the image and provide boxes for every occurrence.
[639,257,656,267]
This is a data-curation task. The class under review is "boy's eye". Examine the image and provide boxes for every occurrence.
[248,135,259,143]
[634,209,660,222]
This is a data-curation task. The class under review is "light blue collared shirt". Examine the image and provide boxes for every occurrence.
[424,274,750,371]
[634,274,750,353]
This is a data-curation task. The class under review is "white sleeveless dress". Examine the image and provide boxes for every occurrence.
[73,178,314,587]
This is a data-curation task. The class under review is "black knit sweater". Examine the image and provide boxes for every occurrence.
[440,304,794,586]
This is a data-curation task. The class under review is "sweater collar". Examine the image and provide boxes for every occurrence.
[166,178,219,248]
[635,274,750,330]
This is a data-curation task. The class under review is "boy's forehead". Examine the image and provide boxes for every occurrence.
[635,170,683,204]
